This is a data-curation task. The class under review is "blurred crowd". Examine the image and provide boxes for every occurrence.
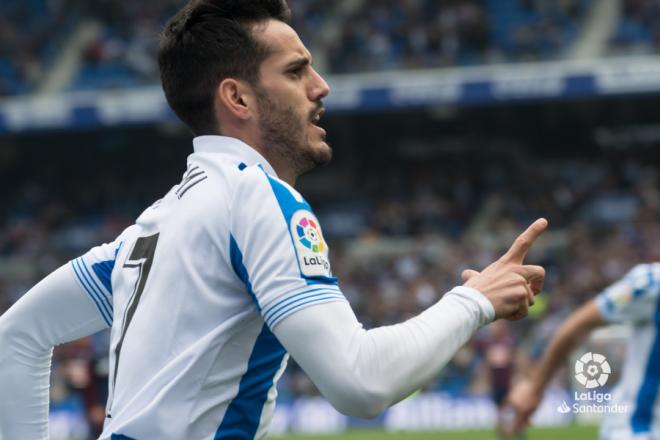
[15,0,660,95]
[0,0,77,95]
[328,0,590,73]
[610,0,660,54]
[8,0,660,95]
[0,0,334,95]
[1,136,658,435]
[9,0,660,96]
[72,0,180,91]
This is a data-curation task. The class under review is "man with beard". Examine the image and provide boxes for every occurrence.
[0,1,547,439]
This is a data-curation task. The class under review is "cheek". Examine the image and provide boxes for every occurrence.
[283,83,311,111]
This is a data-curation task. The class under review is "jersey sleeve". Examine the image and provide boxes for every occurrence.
[596,264,660,324]
[230,166,347,329]
[70,238,123,327]
[272,286,494,417]
[0,264,111,439]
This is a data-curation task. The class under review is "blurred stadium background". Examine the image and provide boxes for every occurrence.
[1,0,660,438]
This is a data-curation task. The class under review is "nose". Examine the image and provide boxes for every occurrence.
[309,67,330,101]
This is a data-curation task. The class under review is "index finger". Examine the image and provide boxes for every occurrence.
[501,218,548,264]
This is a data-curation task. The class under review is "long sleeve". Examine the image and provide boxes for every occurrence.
[272,285,494,418]
[0,264,109,440]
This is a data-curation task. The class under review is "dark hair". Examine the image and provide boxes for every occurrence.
[158,0,291,135]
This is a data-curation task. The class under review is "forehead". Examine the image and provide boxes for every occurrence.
[253,19,310,65]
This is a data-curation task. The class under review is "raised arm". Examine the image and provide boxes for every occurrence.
[231,169,547,419]
[271,219,548,418]
[273,286,493,417]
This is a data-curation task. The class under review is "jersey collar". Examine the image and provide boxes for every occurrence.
[193,135,278,177]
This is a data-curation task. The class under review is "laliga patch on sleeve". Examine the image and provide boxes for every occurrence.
[290,210,332,278]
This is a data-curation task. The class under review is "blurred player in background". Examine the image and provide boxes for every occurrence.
[506,262,660,440]
[0,0,547,439]
[476,320,517,439]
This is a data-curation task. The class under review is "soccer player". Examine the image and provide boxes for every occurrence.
[506,262,660,440]
[0,1,547,439]
[476,320,517,439]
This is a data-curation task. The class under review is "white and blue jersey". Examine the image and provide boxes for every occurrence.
[597,263,660,440]
[71,135,346,440]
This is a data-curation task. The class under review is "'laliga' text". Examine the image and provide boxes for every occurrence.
[572,392,628,414]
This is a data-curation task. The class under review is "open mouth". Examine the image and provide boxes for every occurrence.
[311,108,325,126]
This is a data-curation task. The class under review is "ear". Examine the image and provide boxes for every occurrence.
[216,78,254,121]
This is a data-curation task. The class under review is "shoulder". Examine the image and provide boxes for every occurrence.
[622,263,659,292]
[232,165,310,211]
[599,263,660,310]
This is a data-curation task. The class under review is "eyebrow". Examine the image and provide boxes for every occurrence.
[285,56,311,71]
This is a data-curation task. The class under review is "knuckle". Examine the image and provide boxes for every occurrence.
[516,236,529,247]
[532,266,546,278]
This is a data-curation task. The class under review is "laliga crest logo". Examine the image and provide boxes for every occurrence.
[295,216,326,253]
[574,352,611,389]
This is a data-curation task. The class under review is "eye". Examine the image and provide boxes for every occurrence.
[288,67,304,79]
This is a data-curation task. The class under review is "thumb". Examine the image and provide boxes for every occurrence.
[461,269,480,283]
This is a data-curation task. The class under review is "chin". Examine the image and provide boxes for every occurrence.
[296,141,331,174]
[314,140,332,163]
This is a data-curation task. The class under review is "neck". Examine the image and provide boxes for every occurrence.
[218,129,299,186]
[252,143,298,186]
[267,161,298,186]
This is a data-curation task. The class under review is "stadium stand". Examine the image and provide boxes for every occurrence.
[328,0,593,73]
[8,0,660,95]
[0,0,78,96]
[1,0,599,94]
[609,0,660,54]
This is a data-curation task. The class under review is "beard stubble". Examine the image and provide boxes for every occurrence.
[255,88,331,178]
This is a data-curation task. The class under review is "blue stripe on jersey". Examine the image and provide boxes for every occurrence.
[269,295,348,329]
[258,166,337,286]
[631,269,659,434]
[77,257,113,315]
[92,260,115,293]
[632,268,654,299]
[263,287,343,326]
[222,231,288,438]
[214,323,286,439]
[75,258,113,322]
[262,285,341,322]
[71,260,112,326]
[602,295,615,316]
[229,234,261,311]
[111,434,136,440]
[91,242,122,294]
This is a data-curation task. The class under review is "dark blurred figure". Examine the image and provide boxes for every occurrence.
[477,320,519,439]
